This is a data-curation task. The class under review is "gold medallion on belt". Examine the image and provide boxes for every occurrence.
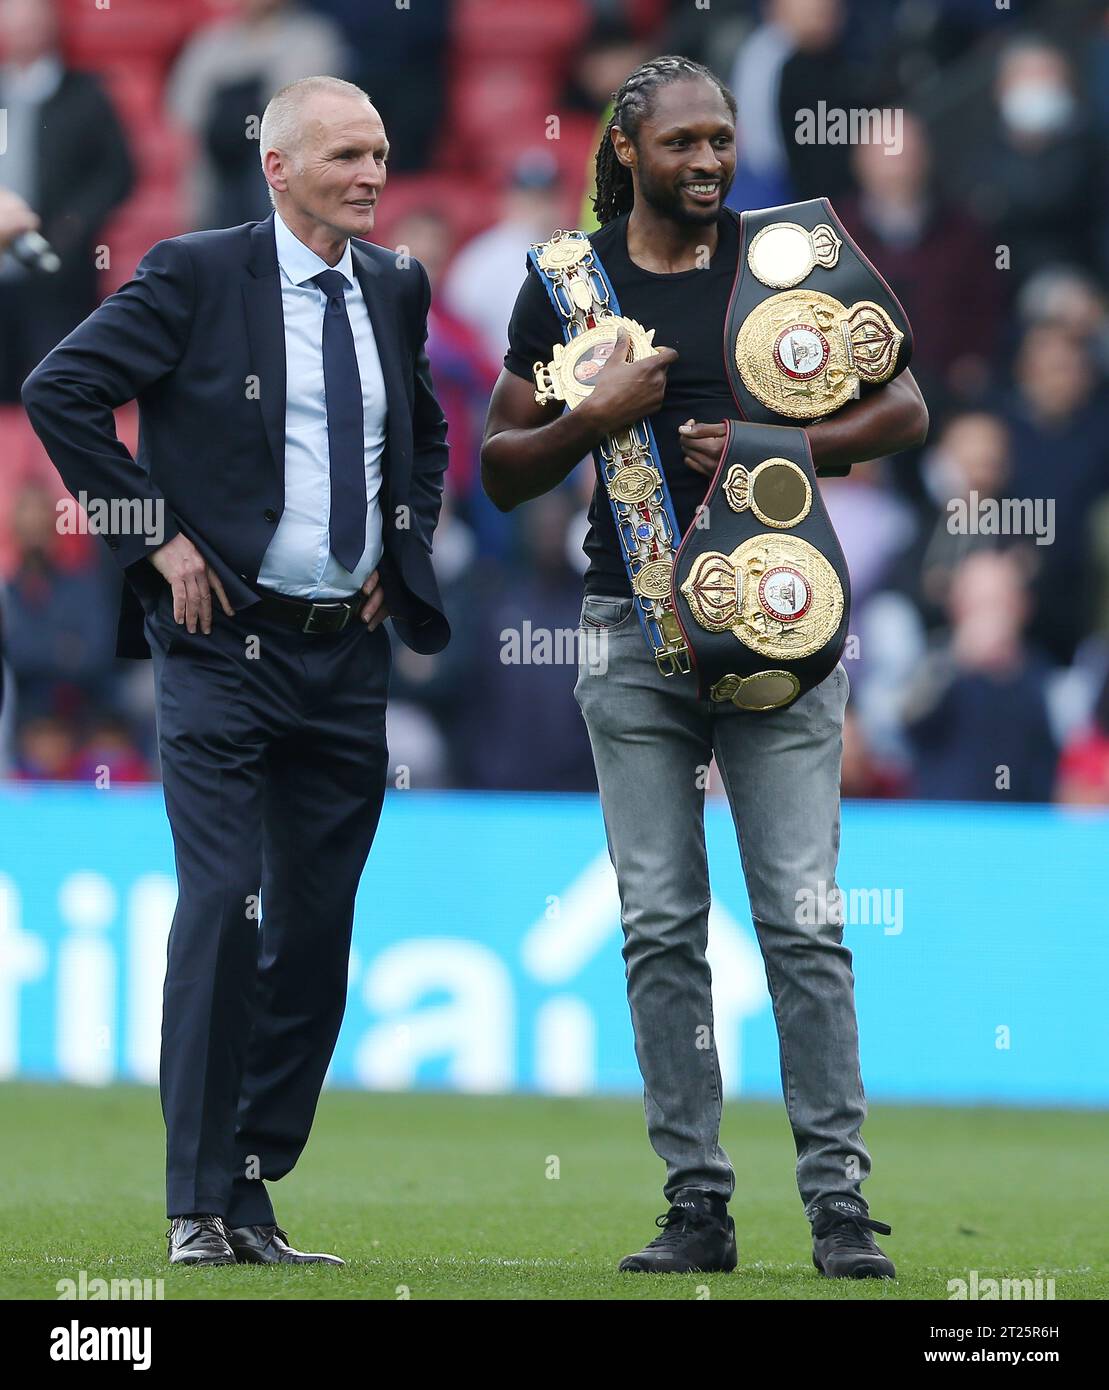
[735,218,903,421]
[680,532,844,661]
[735,289,903,420]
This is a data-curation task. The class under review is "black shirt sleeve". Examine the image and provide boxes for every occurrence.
[503,262,564,382]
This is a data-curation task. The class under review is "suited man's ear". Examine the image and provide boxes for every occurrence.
[263,147,290,199]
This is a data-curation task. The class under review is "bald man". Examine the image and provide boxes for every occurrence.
[23,75,450,1266]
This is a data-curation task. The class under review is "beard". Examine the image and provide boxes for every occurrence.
[636,162,734,226]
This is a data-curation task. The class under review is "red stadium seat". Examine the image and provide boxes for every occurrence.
[442,59,559,168]
[126,120,197,195]
[0,407,60,579]
[98,193,189,296]
[371,173,502,256]
[450,0,590,61]
[98,61,165,129]
[58,0,200,71]
[0,406,141,579]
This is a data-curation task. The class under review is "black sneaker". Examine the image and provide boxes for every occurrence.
[810,1200,895,1279]
[619,1190,737,1273]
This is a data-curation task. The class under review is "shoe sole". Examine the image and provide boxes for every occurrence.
[813,1254,896,1279]
[231,1250,345,1266]
[618,1260,738,1273]
[619,1245,739,1274]
[168,1254,236,1267]
[235,1257,346,1266]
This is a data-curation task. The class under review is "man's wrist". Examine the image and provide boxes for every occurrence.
[572,398,611,452]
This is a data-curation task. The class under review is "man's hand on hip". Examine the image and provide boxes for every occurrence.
[149,533,234,634]
[360,569,389,631]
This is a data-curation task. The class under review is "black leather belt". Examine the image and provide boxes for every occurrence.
[252,585,368,635]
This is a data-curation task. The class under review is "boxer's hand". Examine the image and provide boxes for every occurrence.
[360,568,389,630]
[149,533,233,634]
[580,325,677,435]
[679,419,727,477]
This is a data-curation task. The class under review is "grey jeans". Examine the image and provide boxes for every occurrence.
[573,592,870,1220]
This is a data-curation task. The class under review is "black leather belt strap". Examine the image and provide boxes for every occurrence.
[252,585,368,635]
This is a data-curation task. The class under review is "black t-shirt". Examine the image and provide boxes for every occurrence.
[503,210,741,597]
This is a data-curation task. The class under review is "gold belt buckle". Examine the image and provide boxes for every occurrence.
[655,611,690,676]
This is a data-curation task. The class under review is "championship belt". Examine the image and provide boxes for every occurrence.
[724,197,912,430]
[528,230,690,676]
[672,421,850,710]
[670,198,913,711]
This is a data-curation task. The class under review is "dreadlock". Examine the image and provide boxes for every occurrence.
[592,55,737,226]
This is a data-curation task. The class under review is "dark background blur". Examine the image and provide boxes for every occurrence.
[1,0,1107,805]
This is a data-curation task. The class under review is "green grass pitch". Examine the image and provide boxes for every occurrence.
[1,1083,1104,1300]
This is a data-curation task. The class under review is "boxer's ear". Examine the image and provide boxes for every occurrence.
[611,126,636,171]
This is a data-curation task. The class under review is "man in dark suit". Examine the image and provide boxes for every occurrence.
[0,0,134,401]
[22,74,450,1266]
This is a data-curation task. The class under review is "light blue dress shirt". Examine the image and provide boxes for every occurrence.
[257,211,387,599]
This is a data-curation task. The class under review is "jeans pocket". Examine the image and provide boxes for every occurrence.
[579,594,635,631]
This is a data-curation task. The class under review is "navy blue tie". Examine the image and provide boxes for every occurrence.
[311,269,366,572]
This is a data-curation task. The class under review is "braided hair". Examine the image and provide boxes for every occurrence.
[592,55,737,225]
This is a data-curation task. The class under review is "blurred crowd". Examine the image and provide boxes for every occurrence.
[1,0,1109,805]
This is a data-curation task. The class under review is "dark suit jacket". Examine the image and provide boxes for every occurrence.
[21,213,451,657]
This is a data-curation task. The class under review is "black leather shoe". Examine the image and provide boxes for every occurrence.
[166,1215,236,1266]
[810,1200,896,1278]
[225,1223,345,1266]
[619,1190,737,1273]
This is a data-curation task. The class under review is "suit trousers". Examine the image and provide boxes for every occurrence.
[573,592,870,1220]
[145,586,390,1223]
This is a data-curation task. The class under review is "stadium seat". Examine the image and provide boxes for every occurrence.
[58,0,199,72]
[124,120,196,195]
[371,173,503,255]
[0,408,60,578]
[97,61,166,129]
[0,405,141,578]
[442,59,559,169]
[450,0,590,61]
[98,193,189,296]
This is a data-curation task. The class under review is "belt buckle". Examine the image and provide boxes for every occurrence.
[302,601,349,635]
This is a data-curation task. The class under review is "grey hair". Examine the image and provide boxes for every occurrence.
[259,75,373,206]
